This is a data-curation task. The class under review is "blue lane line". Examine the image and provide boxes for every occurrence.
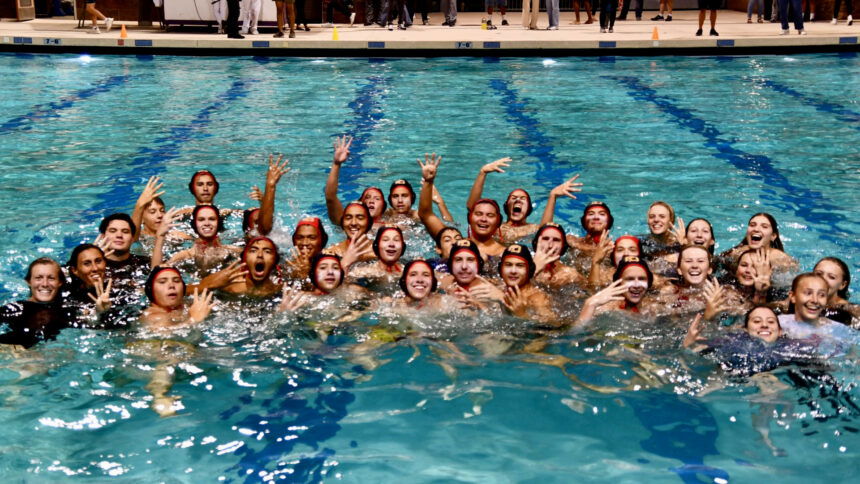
[751,77,860,129]
[607,75,860,255]
[488,78,593,214]
[308,73,389,215]
[0,74,133,134]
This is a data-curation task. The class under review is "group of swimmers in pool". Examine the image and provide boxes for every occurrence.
[2,136,858,417]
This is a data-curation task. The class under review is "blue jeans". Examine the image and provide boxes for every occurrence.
[747,0,763,17]
[778,0,803,29]
[546,0,559,26]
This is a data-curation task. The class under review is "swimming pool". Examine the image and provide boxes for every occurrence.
[0,52,858,482]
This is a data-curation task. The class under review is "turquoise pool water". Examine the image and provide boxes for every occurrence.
[0,52,859,482]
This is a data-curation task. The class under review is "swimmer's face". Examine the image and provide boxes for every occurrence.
[405,263,433,300]
[621,265,649,305]
[647,205,671,236]
[469,202,500,238]
[246,239,277,282]
[735,252,756,288]
[342,205,369,239]
[678,247,712,287]
[536,228,565,256]
[27,263,62,303]
[389,186,413,214]
[153,272,184,308]
[814,260,847,300]
[378,231,404,265]
[72,248,106,287]
[193,174,217,204]
[745,307,781,343]
[143,202,165,229]
[315,259,343,293]
[613,239,640,266]
[105,220,134,253]
[745,215,776,250]
[584,207,609,234]
[790,276,828,323]
[361,190,385,219]
[501,257,529,288]
[451,251,479,286]
[294,225,322,258]
[686,220,714,248]
[437,230,463,258]
[195,207,219,239]
[506,190,530,223]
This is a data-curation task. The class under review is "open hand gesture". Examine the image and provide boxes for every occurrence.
[88,277,113,314]
[188,288,215,324]
[703,278,730,320]
[669,217,687,245]
[279,286,307,312]
[592,230,613,264]
[333,135,353,165]
[136,176,165,208]
[481,157,511,174]
[418,153,442,183]
[266,154,291,186]
[751,249,772,293]
[533,244,560,275]
[503,285,528,316]
[93,234,116,259]
[551,174,583,199]
[585,278,627,308]
[249,185,263,202]
[683,313,705,349]
[341,233,373,271]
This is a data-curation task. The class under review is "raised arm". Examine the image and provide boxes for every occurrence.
[417,153,447,238]
[432,184,455,223]
[131,176,165,241]
[466,157,511,211]
[324,136,353,225]
[151,208,180,268]
[540,175,583,226]
[258,154,291,236]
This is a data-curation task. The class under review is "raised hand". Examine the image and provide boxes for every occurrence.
[683,313,705,349]
[669,217,687,245]
[188,288,215,324]
[88,277,113,313]
[249,185,263,202]
[135,176,165,208]
[533,244,560,275]
[503,285,528,316]
[279,286,307,312]
[332,135,353,165]
[550,174,583,199]
[199,260,248,289]
[157,207,181,238]
[481,157,511,174]
[341,233,373,271]
[592,230,613,264]
[418,152,442,183]
[94,234,116,259]
[751,249,772,294]
[470,277,506,303]
[703,278,730,320]
[586,278,627,308]
[266,154,291,186]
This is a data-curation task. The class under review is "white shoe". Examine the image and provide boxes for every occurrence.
[608,27,613,32]
[104,17,113,31]
[798,29,807,34]
[547,25,558,30]
[831,18,838,24]
[848,15,853,25]
[349,12,356,26]
[322,22,334,28]
[88,26,101,34]
[240,29,249,35]
[600,28,606,32]
[250,28,259,34]
[780,29,790,35]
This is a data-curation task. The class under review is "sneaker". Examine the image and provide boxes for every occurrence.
[104,17,113,31]
[241,29,249,35]
[848,15,854,25]
[600,27,606,32]
[218,25,224,34]
[831,18,838,24]
[273,31,284,37]
[665,15,672,21]
[448,19,455,26]
[289,31,295,38]
[398,22,407,30]
[798,29,807,34]
[487,19,497,29]
[695,28,703,36]
[547,25,558,30]
[422,19,429,25]
[608,27,613,32]
[88,26,100,34]
[651,14,663,20]
[441,20,450,25]
[502,19,509,25]
[349,12,356,26]
[251,28,260,34]
[780,28,790,34]
[710,28,718,36]
[322,22,334,28]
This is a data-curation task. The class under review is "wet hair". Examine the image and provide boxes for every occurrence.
[815,257,851,299]
[613,256,653,289]
[790,272,828,293]
[531,223,569,257]
[66,244,105,286]
[433,226,463,249]
[612,235,642,267]
[733,248,761,277]
[685,218,716,255]
[309,253,345,292]
[98,213,136,237]
[339,201,373,235]
[144,266,186,308]
[292,217,329,251]
[24,257,65,286]
[388,179,416,206]
[499,244,536,281]
[648,201,676,225]
[242,236,281,267]
[399,259,438,296]
[469,198,503,231]
[143,196,165,211]
[677,244,712,269]
[191,205,225,237]
[743,305,780,329]
[447,239,484,274]
[504,189,534,219]
[580,201,614,232]
[360,187,388,214]
[242,208,260,233]
[739,212,784,252]
[373,225,406,260]
[188,170,220,197]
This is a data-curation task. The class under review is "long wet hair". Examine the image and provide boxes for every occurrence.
[736,212,784,252]
[685,217,716,255]
[66,244,105,288]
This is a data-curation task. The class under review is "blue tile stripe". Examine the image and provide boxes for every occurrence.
[13,37,33,44]
[752,77,860,128]
[134,39,153,47]
[484,41,501,49]
[607,75,860,253]
[488,78,590,212]
[368,41,385,48]
[599,41,616,48]
[839,36,858,44]
[0,74,133,134]
[716,39,734,47]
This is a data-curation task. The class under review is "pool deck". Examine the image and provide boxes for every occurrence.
[1,12,858,56]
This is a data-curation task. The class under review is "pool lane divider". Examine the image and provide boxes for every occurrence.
[48,78,255,249]
[607,75,860,253]
[0,74,133,134]
[751,77,860,129]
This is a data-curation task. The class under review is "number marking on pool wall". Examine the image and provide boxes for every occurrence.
[456,42,472,49]
[134,40,153,47]
[43,38,62,46]
[368,42,385,48]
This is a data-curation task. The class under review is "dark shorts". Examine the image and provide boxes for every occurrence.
[85,0,96,4]
[698,0,720,9]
